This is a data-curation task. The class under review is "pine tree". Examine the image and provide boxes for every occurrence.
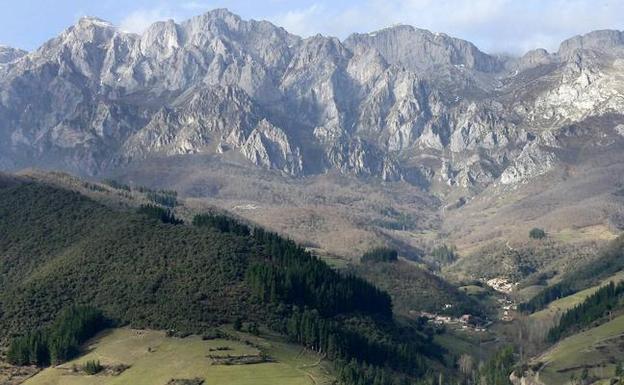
[233,317,243,331]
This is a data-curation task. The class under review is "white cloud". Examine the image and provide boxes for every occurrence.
[272,4,325,37]
[119,7,175,34]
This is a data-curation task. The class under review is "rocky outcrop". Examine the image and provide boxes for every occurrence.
[500,142,556,185]
[241,120,303,175]
[558,30,624,59]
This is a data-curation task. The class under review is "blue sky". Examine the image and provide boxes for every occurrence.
[1,0,623,54]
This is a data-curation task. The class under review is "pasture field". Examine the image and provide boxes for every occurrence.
[23,328,333,385]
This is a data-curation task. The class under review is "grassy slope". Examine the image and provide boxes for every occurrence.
[530,271,624,323]
[24,328,332,385]
[534,314,624,385]
[521,235,624,315]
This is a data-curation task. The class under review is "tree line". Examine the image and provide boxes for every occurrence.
[192,213,250,236]
[137,204,184,225]
[241,224,447,384]
[102,179,178,207]
[189,212,449,384]
[519,281,576,313]
[280,307,430,382]
[7,306,106,366]
[361,247,399,263]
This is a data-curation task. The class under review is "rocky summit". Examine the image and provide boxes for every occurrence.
[1,9,624,196]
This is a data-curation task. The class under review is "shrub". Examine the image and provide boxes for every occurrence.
[529,228,546,239]
[83,360,103,375]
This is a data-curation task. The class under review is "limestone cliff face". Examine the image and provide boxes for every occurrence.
[1,9,623,194]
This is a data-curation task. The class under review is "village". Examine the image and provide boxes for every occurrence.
[409,276,520,332]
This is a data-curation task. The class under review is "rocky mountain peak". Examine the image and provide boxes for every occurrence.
[140,19,182,56]
[558,29,624,58]
[344,25,502,73]
[77,16,115,29]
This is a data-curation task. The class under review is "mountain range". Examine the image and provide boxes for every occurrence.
[1,9,623,190]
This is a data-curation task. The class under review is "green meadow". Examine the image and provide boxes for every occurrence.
[24,328,334,385]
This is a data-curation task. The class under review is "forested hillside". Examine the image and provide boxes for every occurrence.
[0,178,448,384]
[352,259,485,317]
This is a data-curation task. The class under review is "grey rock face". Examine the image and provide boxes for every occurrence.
[0,46,27,64]
[0,9,623,195]
[240,119,303,175]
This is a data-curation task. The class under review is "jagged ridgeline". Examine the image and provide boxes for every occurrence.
[0,178,445,384]
[3,9,624,194]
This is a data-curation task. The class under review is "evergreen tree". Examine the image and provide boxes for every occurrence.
[7,306,105,367]
[137,204,183,225]
[615,362,624,382]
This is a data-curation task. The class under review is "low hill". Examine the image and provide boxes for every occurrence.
[530,271,624,323]
[352,259,486,318]
[0,180,260,336]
